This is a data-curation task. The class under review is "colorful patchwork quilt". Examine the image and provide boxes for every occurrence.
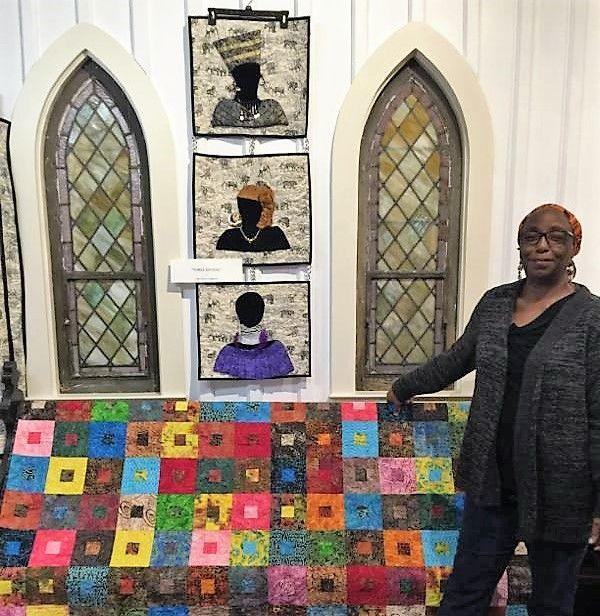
[0,400,531,614]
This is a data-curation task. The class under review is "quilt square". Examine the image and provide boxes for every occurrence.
[449,422,467,459]
[234,458,271,493]
[307,531,346,566]
[151,531,192,566]
[231,493,271,530]
[145,567,187,604]
[421,530,459,567]
[200,402,236,422]
[0,491,43,529]
[386,567,426,605]
[194,494,233,530]
[198,422,235,458]
[306,453,343,493]
[412,422,451,458]
[91,400,130,422]
[66,566,109,607]
[117,495,157,530]
[341,402,378,422]
[13,420,55,456]
[377,401,413,422]
[45,457,87,495]
[307,495,345,531]
[156,495,195,531]
[412,402,448,422]
[126,422,163,457]
[159,458,198,494]
[84,458,123,495]
[268,566,307,605]
[415,458,454,494]
[71,530,114,566]
[346,530,384,565]
[197,459,234,493]
[343,458,380,493]
[162,399,200,422]
[272,457,306,493]
[306,420,342,456]
[425,566,453,607]
[41,495,81,529]
[29,529,76,566]
[189,530,231,566]
[24,567,67,605]
[234,402,271,422]
[307,608,347,616]
[228,567,267,608]
[234,423,271,458]
[382,495,421,530]
[55,400,91,421]
[6,455,49,493]
[307,566,346,605]
[269,530,307,565]
[379,422,415,458]
[187,566,229,606]
[345,494,383,530]
[272,423,307,455]
[230,531,269,566]
[306,402,341,421]
[378,458,417,494]
[342,422,379,458]
[121,457,160,494]
[271,402,307,423]
[161,422,199,458]
[346,566,388,606]
[110,530,154,567]
[87,422,127,458]
[271,494,306,530]
[106,567,147,604]
[128,400,164,421]
[52,421,89,457]
[417,494,457,529]
[0,529,35,566]
[78,494,119,530]
[383,530,424,567]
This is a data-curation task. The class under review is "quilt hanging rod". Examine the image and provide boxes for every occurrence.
[208,5,289,28]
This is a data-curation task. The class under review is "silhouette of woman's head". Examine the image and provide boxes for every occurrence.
[235,292,265,328]
[237,185,275,229]
[214,31,262,101]
[232,63,261,100]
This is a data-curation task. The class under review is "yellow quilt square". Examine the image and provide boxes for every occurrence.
[161,422,198,457]
[194,494,232,530]
[281,505,295,519]
[415,458,454,494]
[175,400,188,412]
[0,580,12,595]
[45,457,88,494]
[353,432,367,446]
[110,530,154,567]
[27,608,69,616]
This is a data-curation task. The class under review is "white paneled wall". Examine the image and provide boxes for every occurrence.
[0,0,598,400]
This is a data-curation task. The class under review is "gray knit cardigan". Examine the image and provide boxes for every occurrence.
[392,279,600,543]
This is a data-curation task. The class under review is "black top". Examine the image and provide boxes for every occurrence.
[216,226,291,253]
[497,292,576,500]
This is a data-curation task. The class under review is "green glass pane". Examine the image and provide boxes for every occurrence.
[122,328,139,358]
[102,170,125,201]
[104,207,127,238]
[88,188,113,220]
[71,226,87,257]
[99,131,124,165]
[72,169,97,202]
[77,244,103,271]
[96,102,115,127]
[66,152,83,183]
[122,294,136,322]
[74,207,101,239]
[115,189,132,217]
[85,347,108,366]
[84,112,109,146]
[117,226,133,254]
[113,150,130,181]
[75,103,94,128]
[112,347,135,366]
[105,243,132,271]
[87,150,111,184]
[91,226,114,256]
[110,312,134,340]
[69,190,86,220]
[79,330,94,362]
[81,281,104,308]
[95,294,119,326]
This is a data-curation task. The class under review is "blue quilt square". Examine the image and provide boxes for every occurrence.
[342,421,379,457]
[6,455,49,492]
[234,402,270,422]
[229,567,267,608]
[148,608,188,616]
[377,401,413,422]
[271,457,305,493]
[413,421,450,457]
[0,529,35,566]
[201,402,235,421]
[66,566,109,607]
[506,607,529,616]
[88,422,126,458]
[421,530,459,567]
[308,608,347,615]
[121,457,160,494]
[129,400,163,421]
[151,532,191,566]
[345,494,383,530]
[269,530,307,565]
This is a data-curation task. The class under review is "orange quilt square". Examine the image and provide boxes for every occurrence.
[307,494,345,530]
[383,530,424,567]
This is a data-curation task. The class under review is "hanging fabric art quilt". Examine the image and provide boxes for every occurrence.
[197,282,310,380]
[188,16,309,137]
[0,119,25,390]
[194,153,311,266]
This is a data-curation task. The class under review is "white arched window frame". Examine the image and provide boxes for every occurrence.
[331,22,494,399]
[10,24,186,399]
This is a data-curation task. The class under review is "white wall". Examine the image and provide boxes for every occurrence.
[1,0,598,401]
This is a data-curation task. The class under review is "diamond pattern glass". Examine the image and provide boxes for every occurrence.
[378,94,440,272]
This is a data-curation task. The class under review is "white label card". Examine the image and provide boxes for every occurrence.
[170,258,244,283]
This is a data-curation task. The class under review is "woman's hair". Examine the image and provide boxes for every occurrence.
[238,184,275,229]
[518,203,582,255]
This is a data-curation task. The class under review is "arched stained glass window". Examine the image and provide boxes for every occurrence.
[44,59,159,393]
[356,58,463,391]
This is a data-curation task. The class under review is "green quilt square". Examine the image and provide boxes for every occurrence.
[91,400,130,422]
[52,422,89,457]
[308,531,347,565]
[156,494,195,531]
[196,459,234,493]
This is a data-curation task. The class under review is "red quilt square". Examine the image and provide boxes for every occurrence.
[346,566,389,606]
[231,493,271,530]
[78,495,119,530]
[234,423,271,458]
[27,432,42,445]
[0,491,43,529]
[159,459,197,494]
[198,423,234,458]
[307,454,343,493]
[55,401,91,421]
[271,402,307,423]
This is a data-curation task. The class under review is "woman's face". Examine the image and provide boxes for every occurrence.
[518,208,575,281]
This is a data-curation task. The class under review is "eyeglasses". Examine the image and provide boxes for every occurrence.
[518,229,574,247]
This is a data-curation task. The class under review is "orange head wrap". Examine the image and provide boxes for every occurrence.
[518,203,582,255]
[237,184,275,229]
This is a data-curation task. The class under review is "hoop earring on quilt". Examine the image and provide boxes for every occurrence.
[517,261,524,280]
[566,259,576,281]
[229,212,241,227]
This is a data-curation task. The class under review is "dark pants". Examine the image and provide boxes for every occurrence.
[437,495,588,616]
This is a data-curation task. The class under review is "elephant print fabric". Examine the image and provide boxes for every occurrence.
[197,282,310,380]
[188,16,309,137]
[193,153,311,266]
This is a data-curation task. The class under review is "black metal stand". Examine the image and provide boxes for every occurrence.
[208,5,289,28]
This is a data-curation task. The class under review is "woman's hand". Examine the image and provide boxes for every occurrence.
[386,388,414,408]
[589,517,600,551]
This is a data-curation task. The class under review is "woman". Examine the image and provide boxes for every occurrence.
[387,204,600,615]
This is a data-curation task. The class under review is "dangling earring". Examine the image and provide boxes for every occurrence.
[229,212,241,227]
[517,261,524,280]
[566,259,576,281]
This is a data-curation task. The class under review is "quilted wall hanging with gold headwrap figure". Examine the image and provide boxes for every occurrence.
[194,153,311,265]
[188,15,309,137]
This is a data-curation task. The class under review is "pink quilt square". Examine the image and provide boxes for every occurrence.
[341,402,378,421]
[189,530,231,566]
[13,420,54,457]
[29,529,76,566]
[231,493,271,530]
[268,566,307,605]
[378,458,417,494]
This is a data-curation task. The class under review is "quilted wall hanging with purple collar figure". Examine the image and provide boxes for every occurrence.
[188,16,309,138]
[197,282,310,380]
[194,153,311,266]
